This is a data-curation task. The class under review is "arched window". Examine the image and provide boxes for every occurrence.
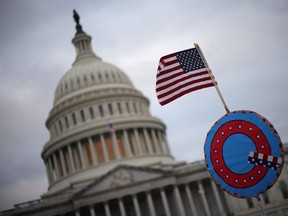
[72,113,77,125]
[117,102,122,114]
[89,107,95,119]
[58,120,63,132]
[126,102,130,113]
[80,110,85,122]
[99,105,104,117]
[108,103,113,115]
[65,116,69,129]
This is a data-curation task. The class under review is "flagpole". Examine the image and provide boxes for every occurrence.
[255,196,267,216]
[194,43,230,113]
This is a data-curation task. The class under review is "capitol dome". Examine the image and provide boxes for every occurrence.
[41,11,175,195]
[53,34,134,107]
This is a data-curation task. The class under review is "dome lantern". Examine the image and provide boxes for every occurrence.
[72,9,101,64]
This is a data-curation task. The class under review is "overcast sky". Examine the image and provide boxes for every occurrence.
[0,0,287,211]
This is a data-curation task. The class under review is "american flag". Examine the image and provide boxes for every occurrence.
[156,48,215,106]
[109,123,115,134]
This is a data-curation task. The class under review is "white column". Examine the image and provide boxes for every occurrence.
[160,188,171,216]
[48,157,55,182]
[104,202,111,216]
[59,149,67,176]
[156,130,165,153]
[151,129,161,154]
[52,154,60,179]
[198,181,211,216]
[132,195,141,216]
[45,161,52,184]
[146,191,156,216]
[143,128,153,154]
[118,198,126,216]
[184,184,197,216]
[68,145,76,173]
[111,132,121,159]
[123,130,132,157]
[90,205,96,216]
[75,209,81,216]
[77,141,86,169]
[134,129,143,155]
[53,153,60,179]
[89,138,98,165]
[100,134,109,162]
[211,179,224,214]
[174,185,186,216]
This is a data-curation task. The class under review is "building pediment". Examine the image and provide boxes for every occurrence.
[78,165,167,197]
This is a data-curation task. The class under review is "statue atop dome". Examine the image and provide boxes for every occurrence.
[73,9,84,35]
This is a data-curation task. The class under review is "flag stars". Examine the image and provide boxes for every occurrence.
[177,49,205,73]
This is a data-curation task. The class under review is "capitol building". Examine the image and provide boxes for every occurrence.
[1,12,288,216]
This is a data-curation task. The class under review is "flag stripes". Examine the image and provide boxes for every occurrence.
[156,48,215,106]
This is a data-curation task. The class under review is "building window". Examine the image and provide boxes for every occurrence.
[80,110,85,122]
[262,192,270,204]
[60,85,63,96]
[65,82,68,93]
[70,79,74,90]
[112,73,116,81]
[58,120,63,132]
[139,103,143,114]
[117,102,122,114]
[65,116,69,129]
[99,105,104,117]
[247,198,253,208]
[280,181,288,199]
[108,103,113,115]
[126,102,130,113]
[133,102,138,113]
[89,107,95,119]
[72,113,77,125]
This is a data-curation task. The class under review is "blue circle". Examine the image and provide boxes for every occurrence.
[223,134,255,174]
[204,110,284,198]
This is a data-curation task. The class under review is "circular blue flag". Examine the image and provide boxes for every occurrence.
[204,110,284,198]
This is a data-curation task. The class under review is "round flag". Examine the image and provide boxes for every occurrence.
[204,110,284,198]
